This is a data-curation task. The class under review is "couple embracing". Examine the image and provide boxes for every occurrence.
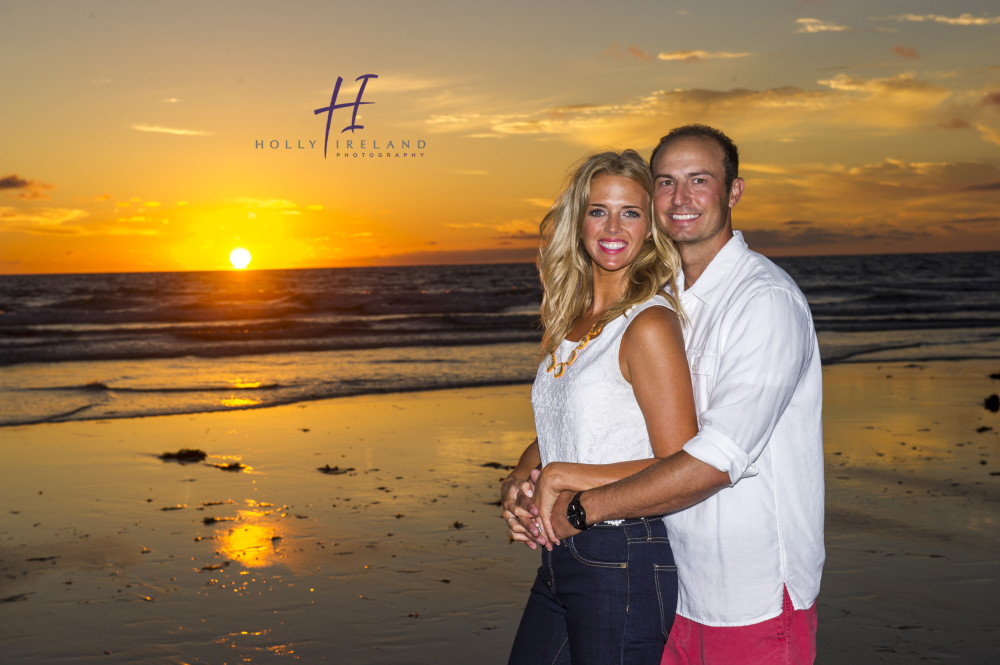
[501,125,824,665]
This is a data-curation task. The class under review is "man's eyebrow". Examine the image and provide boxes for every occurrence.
[654,170,715,179]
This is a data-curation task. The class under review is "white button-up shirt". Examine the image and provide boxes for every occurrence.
[664,231,825,626]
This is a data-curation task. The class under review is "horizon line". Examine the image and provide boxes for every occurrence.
[2,246,998,278]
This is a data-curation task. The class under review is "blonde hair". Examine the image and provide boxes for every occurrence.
[538,149,683,356]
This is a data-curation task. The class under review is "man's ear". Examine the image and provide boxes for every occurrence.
[728,177,745,209]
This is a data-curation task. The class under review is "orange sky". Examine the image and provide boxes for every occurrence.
[2,1,999,274]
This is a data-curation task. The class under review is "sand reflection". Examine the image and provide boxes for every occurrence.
[233,380,262,388]
[214,508,285,568]
[221,396,262,408]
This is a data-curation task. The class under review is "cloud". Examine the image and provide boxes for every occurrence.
[795,18,850,33]
[233,198,298,210]
[940,117,972,129]
[605,43,655,62]
[525,197,555,209]
[949,216,1000,223]
[742,224,876,250]
[426,113,484,127]
[738,158,1000,254]
[627,46,653,62]
[603,43,625,59]
[428,85,835,142]
[743,163,793,175]
[493,219,539,241]
[892,45,919,59]
[964,181,1000,192]
[347,246,537,267]
[817,72,936,93]
[0,206,89,234]
[426,71,996,155]
[495,231,537,241]
[975,123,1000,146]
[0,175,30,190]
[130,124,212,136]
[360,75,451,93]
[815,72,951,126]
[984,92,1000,108]
[441,218,539,242]
[0,174,55,200]
[875,13,1000,26]
[657,50,752,61]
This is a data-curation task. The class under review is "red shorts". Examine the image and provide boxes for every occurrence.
[661,586,817,665]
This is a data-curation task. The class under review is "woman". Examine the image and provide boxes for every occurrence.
[501,150,697,664]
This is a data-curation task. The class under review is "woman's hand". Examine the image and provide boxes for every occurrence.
[499,439,548,550]
[501,472,548,550]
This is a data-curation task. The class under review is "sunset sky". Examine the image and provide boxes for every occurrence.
[2,0,999,274]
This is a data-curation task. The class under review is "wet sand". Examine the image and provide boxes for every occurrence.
[1,360,997,663]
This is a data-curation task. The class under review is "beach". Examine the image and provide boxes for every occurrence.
[1,359,997,664]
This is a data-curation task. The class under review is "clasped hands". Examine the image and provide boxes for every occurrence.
[501,463,579,550]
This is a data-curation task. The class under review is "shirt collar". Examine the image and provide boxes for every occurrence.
[679,230,748,305]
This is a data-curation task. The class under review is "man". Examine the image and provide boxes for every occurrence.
[523,124,824,663]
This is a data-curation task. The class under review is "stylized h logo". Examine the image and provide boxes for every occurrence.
[314,74,378,159]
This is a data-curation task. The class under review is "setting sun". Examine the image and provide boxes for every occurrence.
[229,248,252,270]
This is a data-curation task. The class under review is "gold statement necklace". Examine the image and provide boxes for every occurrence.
[546,321,606,378]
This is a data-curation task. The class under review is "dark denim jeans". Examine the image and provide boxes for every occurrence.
[508,517,677,665]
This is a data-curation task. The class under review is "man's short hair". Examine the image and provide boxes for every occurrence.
[649,124,740,189]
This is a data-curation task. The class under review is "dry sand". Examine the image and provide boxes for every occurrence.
[1,360,997,664]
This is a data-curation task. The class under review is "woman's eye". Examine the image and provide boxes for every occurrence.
[587,208,605,216]
[624,210,642,218]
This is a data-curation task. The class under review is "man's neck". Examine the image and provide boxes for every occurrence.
[679,235,730,288]
[677,222,735,288]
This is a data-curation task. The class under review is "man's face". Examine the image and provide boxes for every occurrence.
[651,136,743,250]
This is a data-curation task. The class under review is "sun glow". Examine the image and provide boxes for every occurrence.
[230,248,252,270]
[215,510,283,568]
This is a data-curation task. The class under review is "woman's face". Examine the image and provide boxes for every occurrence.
[581,174,652,277]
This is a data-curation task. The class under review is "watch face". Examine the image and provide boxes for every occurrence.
[567,494,586,530]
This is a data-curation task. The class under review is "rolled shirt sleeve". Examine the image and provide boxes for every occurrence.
[683,286,815,485]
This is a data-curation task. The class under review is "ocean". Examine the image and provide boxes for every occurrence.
[1,252,998,427]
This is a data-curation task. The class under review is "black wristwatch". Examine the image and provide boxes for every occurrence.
[566,491,589,531]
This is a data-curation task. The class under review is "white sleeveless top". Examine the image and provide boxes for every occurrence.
[532,294,671,467]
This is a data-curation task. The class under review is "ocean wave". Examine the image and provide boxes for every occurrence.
[2,254,999,425]
[27,381,286,394]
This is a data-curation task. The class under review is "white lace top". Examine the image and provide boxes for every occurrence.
[532,294,671,467]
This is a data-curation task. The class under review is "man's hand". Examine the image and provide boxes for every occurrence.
[534,471,580,547]
[549,490,580,541]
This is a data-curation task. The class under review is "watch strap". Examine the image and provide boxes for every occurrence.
[566,490,589,530]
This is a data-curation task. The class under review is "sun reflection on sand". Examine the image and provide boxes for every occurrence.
[233,382,262,389]
[216,509,283,568]
[221,396,261,408]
